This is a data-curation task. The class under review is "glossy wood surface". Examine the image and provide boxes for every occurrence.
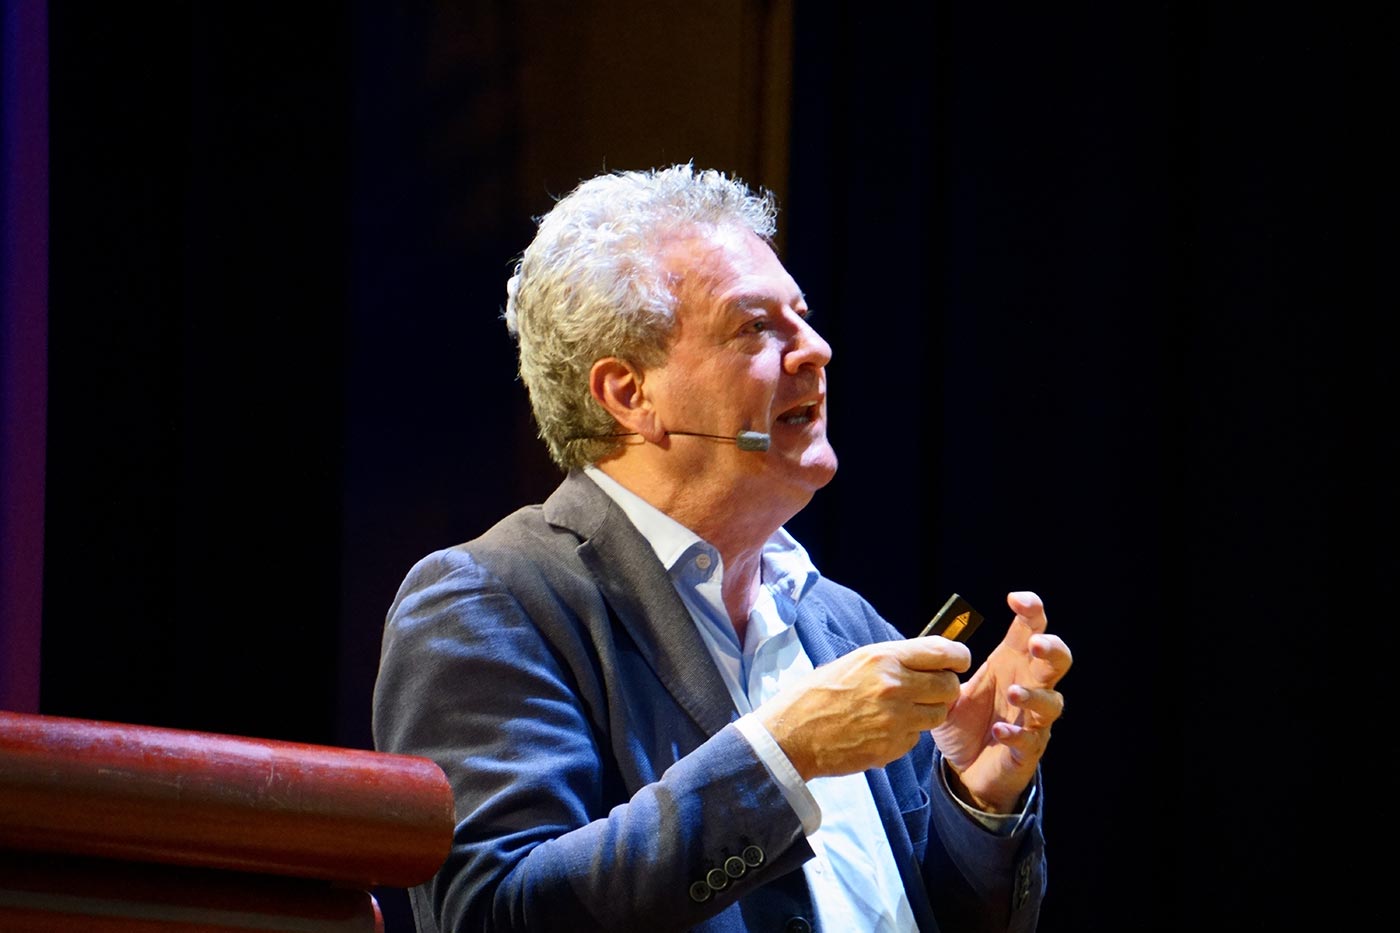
[0,711,452,888]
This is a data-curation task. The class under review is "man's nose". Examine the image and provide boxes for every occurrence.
[785,315,832,372]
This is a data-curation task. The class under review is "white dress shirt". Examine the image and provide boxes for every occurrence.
[585,466,917,931]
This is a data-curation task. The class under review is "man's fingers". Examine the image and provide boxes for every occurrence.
[1027,633,1073,683]
[990,720,1053,758]
[912,702,952,731]
[1008,590,1047,633]
[1007,684,1065,728]
[895,636,972,674]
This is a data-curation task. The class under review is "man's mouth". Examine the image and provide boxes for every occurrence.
[776,401,819,426]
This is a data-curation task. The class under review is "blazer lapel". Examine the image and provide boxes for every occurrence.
[791,597,859,666]
[544,470,737,738]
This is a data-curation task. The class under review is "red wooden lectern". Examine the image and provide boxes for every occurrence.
[0,710,454,932]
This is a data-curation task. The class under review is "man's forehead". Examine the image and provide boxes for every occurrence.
[659,227,796,301]
[657,225,750,271]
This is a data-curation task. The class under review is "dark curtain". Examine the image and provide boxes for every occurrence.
[0,0,47,715]
[40,6,350,742]
[784,5,1388,929]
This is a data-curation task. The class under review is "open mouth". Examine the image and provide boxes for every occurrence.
[776,401,819,426]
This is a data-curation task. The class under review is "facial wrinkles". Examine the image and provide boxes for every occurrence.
[656,229,828,443]
[724,286,820,428]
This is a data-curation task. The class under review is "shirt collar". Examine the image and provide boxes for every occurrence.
[583,465,820,601]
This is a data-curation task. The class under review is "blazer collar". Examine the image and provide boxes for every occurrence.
[544,470,738,737]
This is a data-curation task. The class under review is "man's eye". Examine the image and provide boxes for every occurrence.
[745,319,769,334]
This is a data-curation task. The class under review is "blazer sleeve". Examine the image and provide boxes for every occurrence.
[372,545,814,933]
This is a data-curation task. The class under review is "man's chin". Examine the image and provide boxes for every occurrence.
[797,445,838,490]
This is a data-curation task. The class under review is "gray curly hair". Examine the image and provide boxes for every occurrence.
[504,164,778,469]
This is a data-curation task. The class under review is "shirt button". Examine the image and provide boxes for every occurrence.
[784,918,812,933]
[695,553,712,570]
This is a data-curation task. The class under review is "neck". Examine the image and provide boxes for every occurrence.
[596,452,802,635]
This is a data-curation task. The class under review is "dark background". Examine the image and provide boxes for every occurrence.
[4,2,1390,930]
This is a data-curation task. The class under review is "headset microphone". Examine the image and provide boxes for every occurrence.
[665,429,771,452]
[572,429,771,452]
[735,430,771,452]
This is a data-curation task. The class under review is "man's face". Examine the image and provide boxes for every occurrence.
[641,226,838,513]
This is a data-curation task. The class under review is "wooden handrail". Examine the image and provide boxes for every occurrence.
[0,711,453,888]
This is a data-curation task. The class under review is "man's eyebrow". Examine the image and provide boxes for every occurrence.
[723,289,809,312]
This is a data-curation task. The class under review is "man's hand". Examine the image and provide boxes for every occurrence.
[756,637,971,781]
[932,591,1072,814]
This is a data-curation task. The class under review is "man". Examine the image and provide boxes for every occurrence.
[372,164,1071,932]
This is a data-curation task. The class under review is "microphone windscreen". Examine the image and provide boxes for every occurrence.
[735,431,771,452]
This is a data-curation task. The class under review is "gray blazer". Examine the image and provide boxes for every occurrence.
[372,469,1046,932]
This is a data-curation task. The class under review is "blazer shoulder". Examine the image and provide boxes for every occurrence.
[430,502,591,596]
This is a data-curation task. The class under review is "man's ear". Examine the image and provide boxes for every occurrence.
[589,357,663,442]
